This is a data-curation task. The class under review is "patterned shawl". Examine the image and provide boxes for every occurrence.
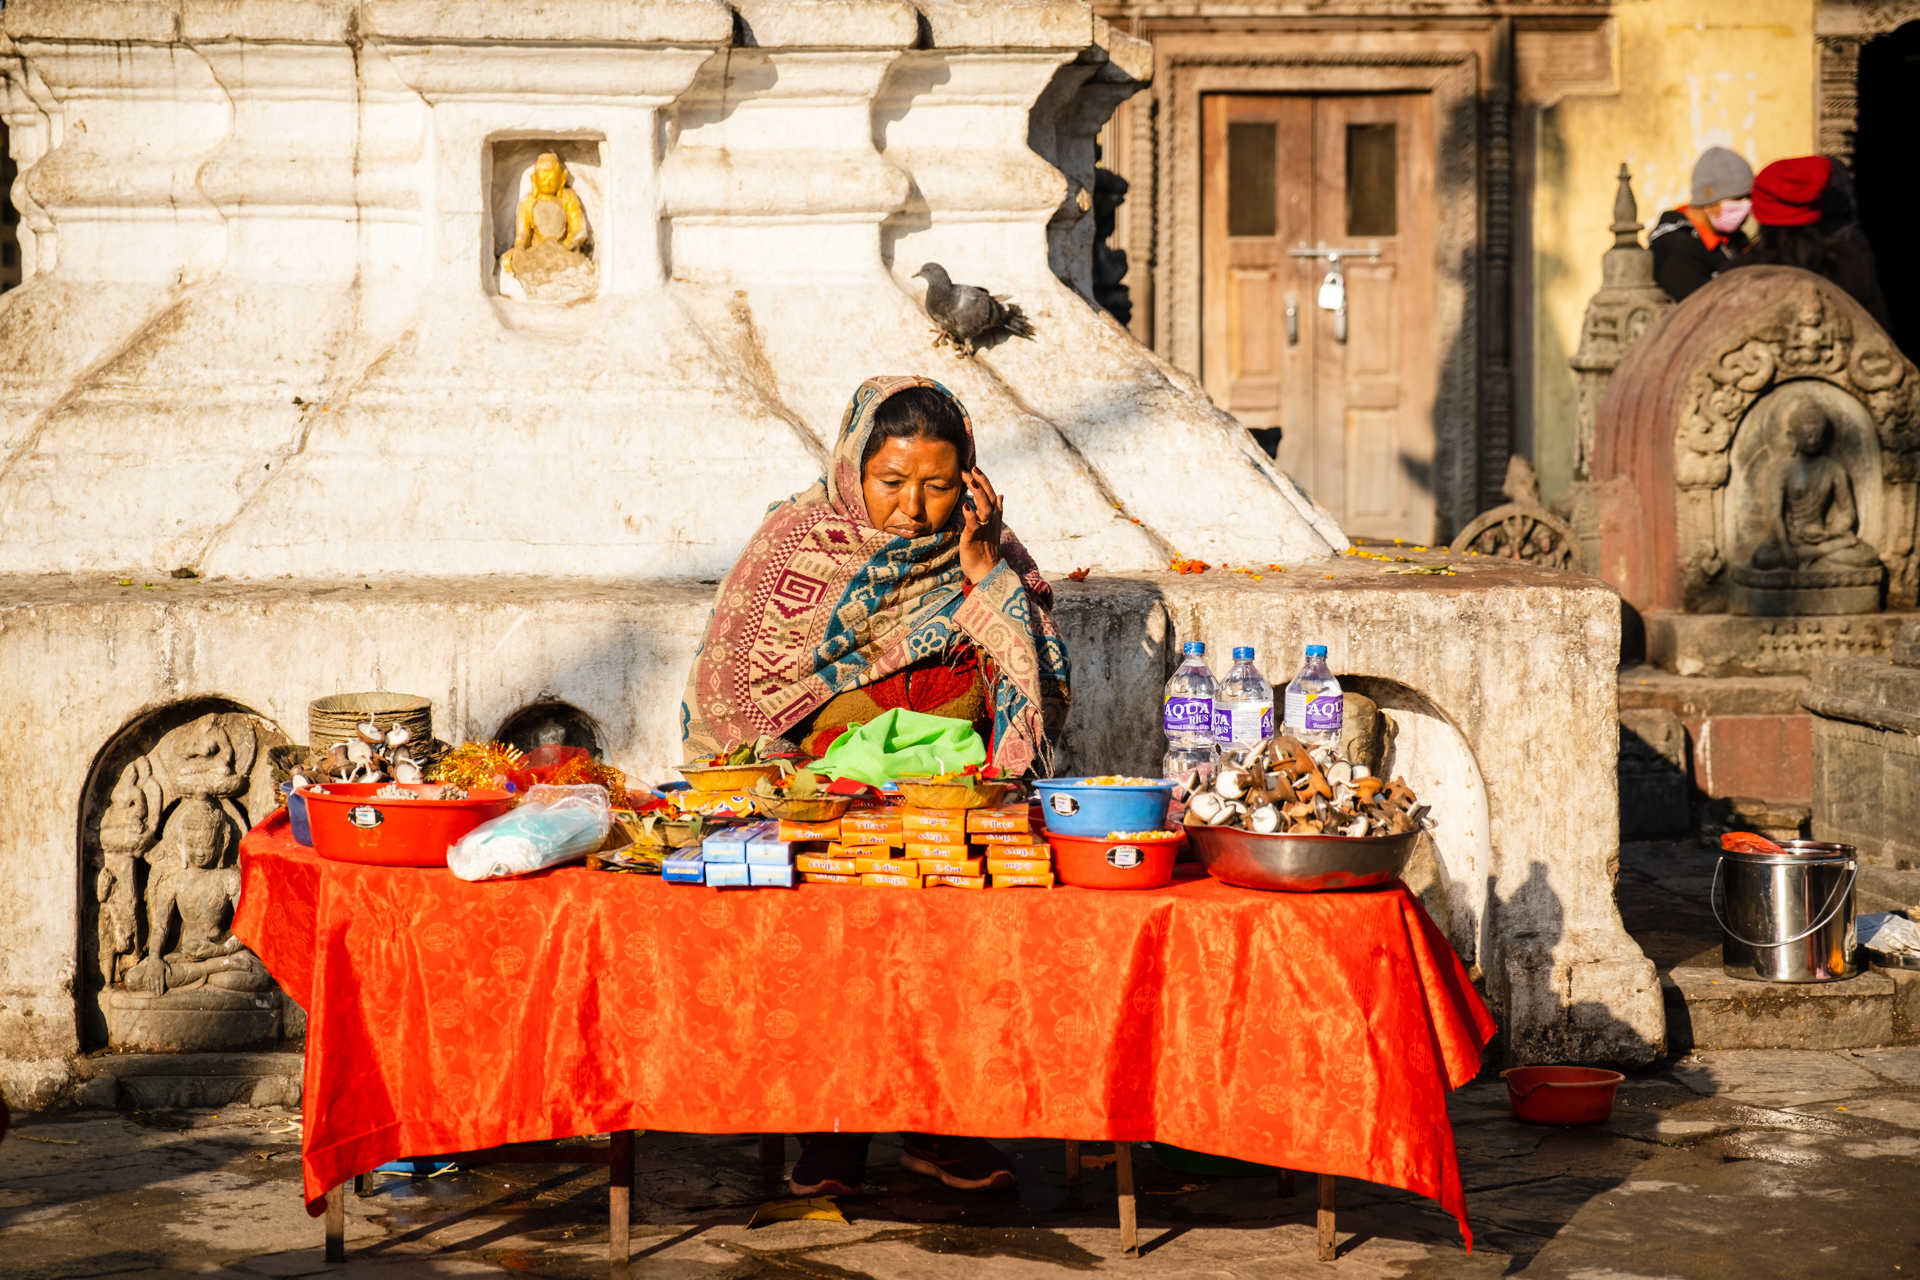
[681,376,1071,777]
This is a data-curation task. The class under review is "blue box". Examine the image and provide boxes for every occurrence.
[746,830,797,865]
[701,824,754,863]
[749,861,797,887]
[704,861,752,887]
[663,850,705,884]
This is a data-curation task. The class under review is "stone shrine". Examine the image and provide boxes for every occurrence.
[1596,264,1920,831]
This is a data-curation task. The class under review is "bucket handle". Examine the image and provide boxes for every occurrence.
[1710,856,1857,949]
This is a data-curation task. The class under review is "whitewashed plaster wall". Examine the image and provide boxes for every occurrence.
[0,0,1342,580]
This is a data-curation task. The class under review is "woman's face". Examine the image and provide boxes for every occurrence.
[861,435,964,539]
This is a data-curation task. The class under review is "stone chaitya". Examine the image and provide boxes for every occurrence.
[88,708,289,1052]
[1598,267,1920,623]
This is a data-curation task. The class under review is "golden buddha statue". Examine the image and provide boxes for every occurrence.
[501,152,590,284]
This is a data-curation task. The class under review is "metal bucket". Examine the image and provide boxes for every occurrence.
[1713,840,1859,983]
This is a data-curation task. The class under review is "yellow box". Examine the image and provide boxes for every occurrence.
[801,872,860,884]
[778,819,842,842]
[917,856,984,877]
[986,856,1053,876]
[861,871,922,889]
[925,874,987,889]
[837,830,901,848]
[990,872,1055,888]
[972,831,1046,846]
[902,807,968,834]
[843,811,905,835]
[796,855,861,875]
[966,805,1032,834]
[855,855,919,876]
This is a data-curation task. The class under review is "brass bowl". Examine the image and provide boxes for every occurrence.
[893,778,1012,810]
[1185,823,1419,892]
[677,761,784,793]
[756,795,854,822]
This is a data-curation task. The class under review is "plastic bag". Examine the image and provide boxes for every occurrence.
[448,784,611,881]
[812,709,986,786]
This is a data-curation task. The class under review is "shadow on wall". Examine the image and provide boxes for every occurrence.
[1341,675,1490,971]
[1494,860,1664,1067]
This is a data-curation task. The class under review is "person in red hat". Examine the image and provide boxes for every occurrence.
[1733,155,1892,331]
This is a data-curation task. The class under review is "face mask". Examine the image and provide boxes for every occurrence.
[1710,199,1752,233]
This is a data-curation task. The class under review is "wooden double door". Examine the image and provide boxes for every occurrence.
[1202,93,1436,542]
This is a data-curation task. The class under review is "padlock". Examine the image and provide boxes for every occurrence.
[1316,270,1345,312]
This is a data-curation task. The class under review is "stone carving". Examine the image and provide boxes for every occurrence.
[1569,165,1672,485]
[88,708,289,1052]
[499,151,595,303]
[1731,389,1887,614]
[1447,456,1580,570]
[1664,276,1920,611]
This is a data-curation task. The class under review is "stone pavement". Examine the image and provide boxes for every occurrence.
[5,1047,1920,1279]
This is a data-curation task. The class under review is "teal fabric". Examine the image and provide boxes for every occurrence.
[812,709,987,785]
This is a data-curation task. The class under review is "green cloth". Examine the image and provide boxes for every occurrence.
[812,709,986,785]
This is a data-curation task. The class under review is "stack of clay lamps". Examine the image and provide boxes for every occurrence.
[1184,735,1427,836]
[292,719,421,787]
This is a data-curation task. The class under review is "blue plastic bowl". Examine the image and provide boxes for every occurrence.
[1033,778,1175,837]
[280,782,314,848]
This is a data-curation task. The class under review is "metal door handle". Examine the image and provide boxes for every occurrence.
[1285,294,1298,346]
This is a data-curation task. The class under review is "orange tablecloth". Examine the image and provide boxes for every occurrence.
[234,813,1495,1245]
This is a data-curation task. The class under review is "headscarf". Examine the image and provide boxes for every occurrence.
[1751,156,1832,228]
[681,375,1071,777]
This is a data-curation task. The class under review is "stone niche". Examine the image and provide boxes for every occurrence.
[82,701,291,1053]
[1595,267,1920,671]
[491,138,603,304]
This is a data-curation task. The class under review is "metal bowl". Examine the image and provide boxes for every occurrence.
[1185,823,1419,892]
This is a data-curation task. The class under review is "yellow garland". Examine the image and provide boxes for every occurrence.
[430,741,526,790]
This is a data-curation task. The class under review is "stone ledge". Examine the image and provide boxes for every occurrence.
[1664,963,1900,1051]
[1618,663,1809,717]
[1644,611,1912,678]
[75,1052,304,1079]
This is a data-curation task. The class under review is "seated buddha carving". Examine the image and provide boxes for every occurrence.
[124,798,273,997]
[1750,397,1881,573]
[500,151,591,285]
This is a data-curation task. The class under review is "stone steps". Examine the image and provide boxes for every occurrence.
[1664,960,1915,1051]
[75,1052,302,1110]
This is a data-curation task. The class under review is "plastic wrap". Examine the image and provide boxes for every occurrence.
[448,784,611,881]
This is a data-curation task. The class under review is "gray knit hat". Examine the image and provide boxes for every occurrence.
[1692,147,1753,206]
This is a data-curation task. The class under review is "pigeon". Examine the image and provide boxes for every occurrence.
[913,263,1035,357]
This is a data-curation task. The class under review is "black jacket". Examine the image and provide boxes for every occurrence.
[1649,209,1749,302]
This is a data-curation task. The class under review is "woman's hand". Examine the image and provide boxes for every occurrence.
[958,467,1005,585]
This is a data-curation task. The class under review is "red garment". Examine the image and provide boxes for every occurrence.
[1752,156,1831,227]
[234,815,1496,1247]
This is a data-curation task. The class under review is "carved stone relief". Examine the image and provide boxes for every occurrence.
[492,141,602,304]
[1670,280,1920,610]
[1447,455,1580,569]
[85,703,290,1052]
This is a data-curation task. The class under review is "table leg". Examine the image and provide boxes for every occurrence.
[323,1183,345,1263]
[1064,1139,1081,1195]
[609,1130,634,1274]
[1115,1141,1138,1259]
[1316,1173,1336,1262]
[758,1133,785,1165]
[1276,1168,1295,1197]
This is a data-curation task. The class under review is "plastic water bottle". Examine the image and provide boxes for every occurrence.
[1282,644,1343,748]
[1215,647,1274,755]
[1162,641,1218,780]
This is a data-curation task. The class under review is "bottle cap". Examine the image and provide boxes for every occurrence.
[1232,646,1254,660]
[1183,641,1206,656]
[1306,644,1328,657]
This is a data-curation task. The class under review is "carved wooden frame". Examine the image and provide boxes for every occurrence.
[1154,52,1486,537]
[1671,278,1920,608]
[1816,0,1920,162]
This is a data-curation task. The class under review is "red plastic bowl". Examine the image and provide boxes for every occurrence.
[1046,829,1183,890]
[302,783,514,867]
[1502,1065,1624,1126]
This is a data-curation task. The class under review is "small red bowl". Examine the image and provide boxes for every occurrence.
[302,783,514,867]
[1045,829,1183,890]
[1501,1065,1624,1126]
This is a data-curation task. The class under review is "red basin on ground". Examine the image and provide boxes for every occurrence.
[1501,1065,1625,1126]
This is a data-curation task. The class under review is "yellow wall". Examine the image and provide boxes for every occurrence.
[1532,0,1816,502]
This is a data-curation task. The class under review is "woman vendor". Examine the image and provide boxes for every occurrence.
[680,375,1071,1196]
